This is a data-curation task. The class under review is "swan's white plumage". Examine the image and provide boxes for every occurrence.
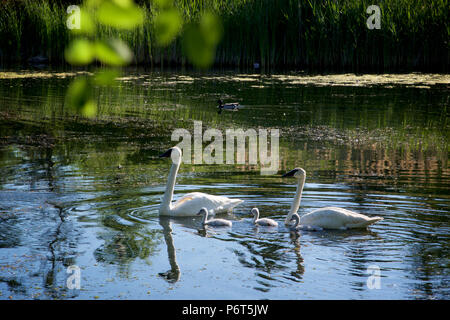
[292,207,383,230]
[161,192,243,217]
[296,207,383,230]
[159,147,243,217]
[283,168,383,230]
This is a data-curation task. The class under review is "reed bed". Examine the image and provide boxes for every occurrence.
[0,0,448,71]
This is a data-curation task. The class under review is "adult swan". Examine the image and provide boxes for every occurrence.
[282,168,383,230]
[158,146,244,216]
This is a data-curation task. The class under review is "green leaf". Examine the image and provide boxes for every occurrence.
[153,0,172,9]
[65,39,94,65]
[97,1,144,29]
[154,9,182,46]
[182,12,222,69]
[65,77,96,117]
[183,24,215,69]
[94,69,120,86]
[109,39,134,64]
[85,0,104,8]
[94,39,133,66]
[69,8,96,35]
[199,12,222,46]
[80,100,97,117]
[112,0,133,8]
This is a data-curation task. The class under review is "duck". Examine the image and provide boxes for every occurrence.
[198,207,232,227]
[250,208,278,227]
[282,168,383,230]
[158,146,244,216]
[217,99,240,114]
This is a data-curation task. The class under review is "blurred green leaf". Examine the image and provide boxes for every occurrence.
[153,0,172,9]
[183,24,215,69]
[97,1,144,29]
[65,38,94,65]
[94,39,133,66]
[85,0,104,8]
[109,38,134,63]
[94,69,120,85]
[70,8,96,35]
[112,0,132,8]
[81,100,97,117]
[65,77,96,117]
[154,9,182,46]
[182,12,222,69]
[199,12,222,46]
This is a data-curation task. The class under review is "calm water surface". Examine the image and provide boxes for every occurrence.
[0,70,448,299]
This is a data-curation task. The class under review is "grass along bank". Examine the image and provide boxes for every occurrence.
[0,0,448,71]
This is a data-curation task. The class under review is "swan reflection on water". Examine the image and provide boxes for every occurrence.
[157,211,380,286]
[157,216,183,283]
[156,214,306,284]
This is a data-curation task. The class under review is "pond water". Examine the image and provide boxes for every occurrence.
[0,69,448,300]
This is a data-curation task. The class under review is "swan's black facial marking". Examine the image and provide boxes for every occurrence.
[289,214,300,227]
[282,168,299,177]
[217,99,223,105]
[159,148,173,158]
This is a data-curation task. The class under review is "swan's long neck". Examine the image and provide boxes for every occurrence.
[285,175,306,225]
[201,212,208,224]
[161,160,180,212]
[252,210,259,223]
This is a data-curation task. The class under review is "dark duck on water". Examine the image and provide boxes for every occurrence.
[217,99,240,114]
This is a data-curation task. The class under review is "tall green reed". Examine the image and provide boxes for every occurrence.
[0,0,447,71]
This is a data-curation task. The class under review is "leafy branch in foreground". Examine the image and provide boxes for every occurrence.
[65,0,222,117]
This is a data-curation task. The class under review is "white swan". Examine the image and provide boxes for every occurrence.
[158,146,244,216]
[251,208,278,227]
[198,208,232,227]
[282,168,383,230]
